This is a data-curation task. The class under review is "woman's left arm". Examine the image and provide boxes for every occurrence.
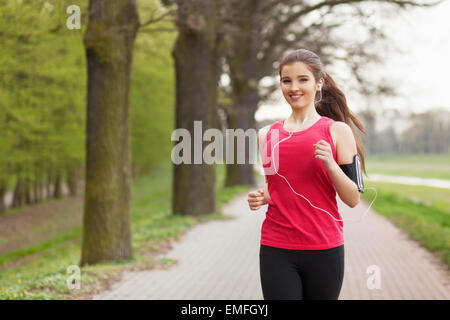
[313,122,360,208]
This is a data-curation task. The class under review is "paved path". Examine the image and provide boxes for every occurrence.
[367,174,450,189]
[93,190,450,300]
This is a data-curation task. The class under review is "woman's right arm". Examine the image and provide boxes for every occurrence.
[248,125,271,211]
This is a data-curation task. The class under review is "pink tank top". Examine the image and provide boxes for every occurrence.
[261,116,344,250]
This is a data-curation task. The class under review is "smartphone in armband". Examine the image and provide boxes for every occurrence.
[339,154,364,193]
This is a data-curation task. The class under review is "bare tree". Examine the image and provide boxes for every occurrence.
[169,0,443,216]
[220,0,442,186]
[400,109,450,154]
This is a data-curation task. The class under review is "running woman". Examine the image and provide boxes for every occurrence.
[248,48,368,300]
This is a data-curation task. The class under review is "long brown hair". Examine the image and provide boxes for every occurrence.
[279,48,369,177]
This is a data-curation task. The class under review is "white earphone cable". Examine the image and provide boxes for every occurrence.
[269,123,377,222]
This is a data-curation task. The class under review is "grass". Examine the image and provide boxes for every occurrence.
[362,179,450,269]
[363,153,450,269]
[0,162,252,300]
[0,198,83,253]
[365,153,450,180]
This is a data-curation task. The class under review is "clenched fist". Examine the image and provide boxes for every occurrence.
[248,188,269,211]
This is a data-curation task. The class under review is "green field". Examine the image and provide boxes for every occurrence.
[365,153,450,180]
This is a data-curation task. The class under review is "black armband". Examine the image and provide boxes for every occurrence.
[339,154,364,193]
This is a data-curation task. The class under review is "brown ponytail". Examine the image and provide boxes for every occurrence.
[279,49,369,177]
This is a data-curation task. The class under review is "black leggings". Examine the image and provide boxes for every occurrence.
[259,244,345,300]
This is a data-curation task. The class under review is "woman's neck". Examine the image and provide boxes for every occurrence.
[287,107,320,126]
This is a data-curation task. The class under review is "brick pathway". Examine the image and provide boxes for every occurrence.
[93,190,450,300]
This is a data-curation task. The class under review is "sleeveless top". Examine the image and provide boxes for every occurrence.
[260,116,344,250]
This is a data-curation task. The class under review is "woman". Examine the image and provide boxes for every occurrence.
[248,48,368,300]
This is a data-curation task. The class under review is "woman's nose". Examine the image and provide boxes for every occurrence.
[291,81,300,91]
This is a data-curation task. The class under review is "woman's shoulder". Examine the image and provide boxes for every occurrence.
[325,119,353,152]
[329,120,352,135]
[329,120,357,160]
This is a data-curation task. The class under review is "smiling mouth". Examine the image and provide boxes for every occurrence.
[290,94,303,100]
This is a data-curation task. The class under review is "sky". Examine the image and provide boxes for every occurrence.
[255,0,450,122]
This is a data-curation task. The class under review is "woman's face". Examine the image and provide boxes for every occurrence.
[280,62,321,108]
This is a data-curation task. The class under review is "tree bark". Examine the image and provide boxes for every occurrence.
[67,163,80,197]
[24,176,32,204]
[171,0,222,216]
[12,177,24,208]
[81,0,139,266]
[224,0,261,187]
[53,172,62,199]
[0,181,6,214]
[33,172,40,203]
[46,169,52,200]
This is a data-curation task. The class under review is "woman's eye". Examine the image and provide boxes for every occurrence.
[283,79,307,83]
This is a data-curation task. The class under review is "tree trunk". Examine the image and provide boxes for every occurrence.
[34,168,44,203]
[224,0,261,187]
[359,109,376,155]
[171,0,222,216]
[24,176,32,204]
[12,177,24,208]
[33,175,39,203]
[81,0,139,266]
[53,172,62,199]
[0,180,6,214]
[225,99,258,187]
[67,164,79,197]
[46,169,53,200]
